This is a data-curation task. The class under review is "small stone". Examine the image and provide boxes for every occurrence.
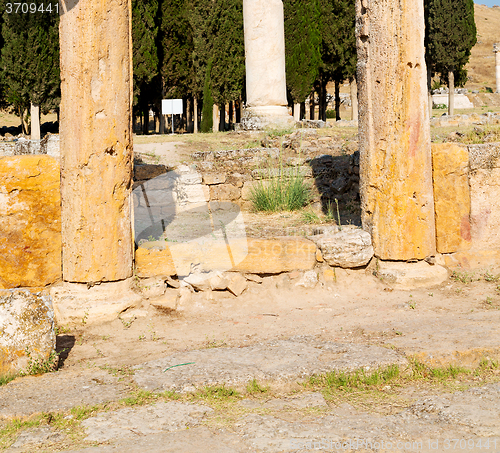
[209,184,240,201]
[166,276,180,289]
[202,173,226,185]
[295,270,318,288]
[150,290,178,311]
[226,273,248,296]
[120,308,148,320]
[136,277,166,299]
[227,173,247,188]
[288,270,301,279]
[244,273,263,283]
[309,227,374,268]
[316,249,324,262]
[176,286,193,310]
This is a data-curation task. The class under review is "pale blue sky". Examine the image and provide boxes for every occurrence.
[475,0,500,7]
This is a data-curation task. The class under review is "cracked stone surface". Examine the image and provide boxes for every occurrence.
[0,369,128,418]
[81,401,213,442]
[132,339,406,392]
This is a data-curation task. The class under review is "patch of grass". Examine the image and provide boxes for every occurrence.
[308,364,401,392]
[246,378,269,395]
[0,373,16,386]
[121,389,158,406]
[483,271,500,282]
[250,170,311,212]
[20,349,59,377]
[450,270,476,284]
[196,385,240,402]
[301,209,322,224]
[265,127,294,138]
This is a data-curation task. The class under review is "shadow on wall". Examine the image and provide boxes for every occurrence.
[308,151,361,226]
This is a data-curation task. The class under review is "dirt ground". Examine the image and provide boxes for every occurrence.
[55,265,500,375]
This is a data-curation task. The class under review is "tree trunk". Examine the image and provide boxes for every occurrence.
[142,105,149,134]
[212,104,219,132]
[228,101,234,129]
[219,104,226,131]
[300,102,305,121]
[31,103,41,140]
[293,103,301,121]
[334,80,341,121]
[309,92,315,120]
[186,97,193,133]
[319,80,328,122]
[448,69,454,116]
[236,97,242,123]
[193,97,198,133]
[350,78,358,122]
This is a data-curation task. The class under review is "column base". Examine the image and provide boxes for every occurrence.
[51,278,142,327]
[238,106,295,131]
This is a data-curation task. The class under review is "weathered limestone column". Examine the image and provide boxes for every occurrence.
[242,0,294,129]
[350,78,358,122]
[59,0,133,282]
[53,0,141,325]
[356,0,436,260]
[494,44,500,93]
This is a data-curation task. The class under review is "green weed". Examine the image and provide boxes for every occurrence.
[450,270,476,284]
[246,378,269,395]
[20,349,59,376]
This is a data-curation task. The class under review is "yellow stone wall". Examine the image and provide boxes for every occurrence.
[0,156,61,289]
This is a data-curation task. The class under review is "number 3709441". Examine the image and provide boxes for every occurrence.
[5,3,59,14]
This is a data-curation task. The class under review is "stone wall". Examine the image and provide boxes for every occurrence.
[0,156,61,289]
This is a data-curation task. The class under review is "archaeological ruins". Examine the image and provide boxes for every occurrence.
[1,0,500,378]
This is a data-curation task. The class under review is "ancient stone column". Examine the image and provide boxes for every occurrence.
[495,44,500,93]
[350,78,358,122]
[356,0,436,260]
[59,0,134,282]
[242,0,294,129]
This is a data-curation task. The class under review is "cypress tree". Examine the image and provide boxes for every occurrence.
[132,0,160,134]
[284,0,322,107]
[200,60,214,133]
[160,0,194,99]
[1,7,59,136]
[425,0,476,114]
[209,0,245,130]
[317,0,356,121]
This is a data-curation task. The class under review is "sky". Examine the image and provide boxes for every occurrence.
[475,0,500,7]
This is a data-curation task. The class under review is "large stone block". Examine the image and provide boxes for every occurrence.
[377,260,448,290]
[233,237,317,274]
[432,143,472,253]
[0,289,56,377]
[356,0,436,260]
[308,226,374,268]
[468,147,500,251]
[0,156,61,289]
[135,237,317,277]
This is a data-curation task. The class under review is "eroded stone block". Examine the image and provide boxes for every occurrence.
[0,289,56,377]
[432,143,472,253]
[0,156,61,289]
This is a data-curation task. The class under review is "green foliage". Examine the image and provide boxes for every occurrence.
[246,378,269,395]
[20,348,59,376]
[250,168,311,212]
[0,5,60,132]
[209,0,245,105]
[0,373,16,386]
[200,60,214,133]
[425,0,477,86]
[284,0,322,103]
[160,0,194,98]
[132,0,160,109]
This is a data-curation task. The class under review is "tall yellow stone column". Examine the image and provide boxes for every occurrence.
[53,0,141,326]
[59,0,133,282]
[356,0,436,260]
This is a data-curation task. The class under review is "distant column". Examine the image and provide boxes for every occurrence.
[495,44,500,93]
[242,0,294,129]
[59,0,134,282]
[356,0,436,260]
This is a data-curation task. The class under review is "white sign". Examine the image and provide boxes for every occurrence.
[162,99,183,115]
